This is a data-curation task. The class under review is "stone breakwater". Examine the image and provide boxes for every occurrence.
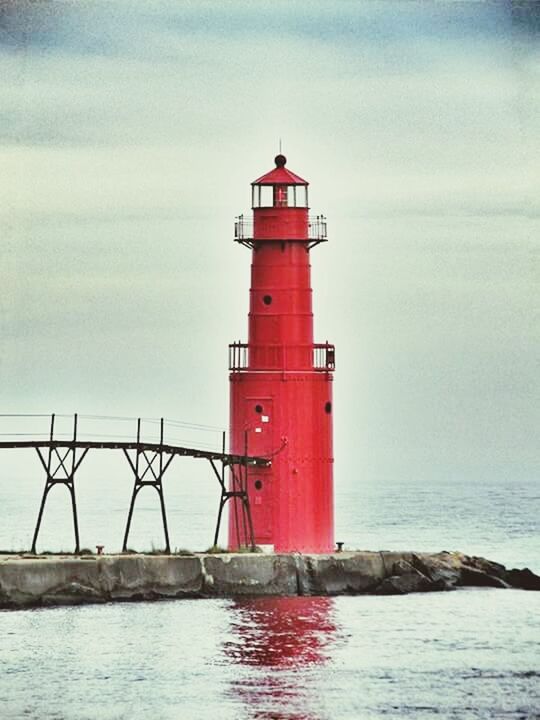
[0,551,538,610]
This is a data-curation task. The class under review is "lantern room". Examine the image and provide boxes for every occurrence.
[251,154,309,209]
[249,155,310,242]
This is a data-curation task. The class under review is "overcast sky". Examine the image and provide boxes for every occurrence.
[0,0,538,514]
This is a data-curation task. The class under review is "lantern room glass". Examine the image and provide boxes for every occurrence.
[252,184,308,209]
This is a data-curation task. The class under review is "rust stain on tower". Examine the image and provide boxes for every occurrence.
[228,155,335,553]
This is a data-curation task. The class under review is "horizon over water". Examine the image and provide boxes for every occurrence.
[0,457,537,572]
[1,473,539,719]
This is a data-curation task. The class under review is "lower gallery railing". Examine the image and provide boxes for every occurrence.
[229,342,335,372]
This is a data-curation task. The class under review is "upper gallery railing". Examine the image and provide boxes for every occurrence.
[234,214,328,248]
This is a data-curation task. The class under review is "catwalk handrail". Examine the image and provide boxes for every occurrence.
[0,439,269,467]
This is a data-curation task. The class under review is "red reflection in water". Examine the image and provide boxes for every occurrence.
[224,596,337,668]
[222,597,339,719]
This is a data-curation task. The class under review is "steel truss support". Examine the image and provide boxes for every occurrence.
[31,414,88,554]
[210,431,255,551]
[122,418,173,553]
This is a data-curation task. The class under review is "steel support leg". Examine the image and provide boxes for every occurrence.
[210,458,255,551]
[122,418,173,553]
[31,414,87,554]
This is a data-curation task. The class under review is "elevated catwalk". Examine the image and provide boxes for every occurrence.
[0,414,269,554]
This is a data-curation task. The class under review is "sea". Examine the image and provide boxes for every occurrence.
[0,470,538,719]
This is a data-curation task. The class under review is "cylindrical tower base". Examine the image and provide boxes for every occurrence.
[229,370,334,553]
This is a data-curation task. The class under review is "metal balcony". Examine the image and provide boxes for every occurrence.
[234,215,328,249]
[229,342,249,372]
[229,342,335,372]
[313,342,336,371]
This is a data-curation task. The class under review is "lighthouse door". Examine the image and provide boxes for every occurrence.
[246,397,274,543]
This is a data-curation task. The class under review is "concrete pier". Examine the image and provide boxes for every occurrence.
[0,551,538,609]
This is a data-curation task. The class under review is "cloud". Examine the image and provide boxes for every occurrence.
[1,2,536,220]
[1,0,537,492]
[0,1,517,54]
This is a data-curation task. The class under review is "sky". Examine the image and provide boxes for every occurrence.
[0,1,538,549]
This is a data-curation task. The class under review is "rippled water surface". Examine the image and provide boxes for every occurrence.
[1,591,539,720]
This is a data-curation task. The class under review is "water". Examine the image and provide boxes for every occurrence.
[0,473,539,718]
[1,591,538,719]
[339,480,540,572]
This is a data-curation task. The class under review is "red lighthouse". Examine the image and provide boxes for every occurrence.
[228,155,335,553]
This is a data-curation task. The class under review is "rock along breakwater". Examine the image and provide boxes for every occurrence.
[0,551,538,610]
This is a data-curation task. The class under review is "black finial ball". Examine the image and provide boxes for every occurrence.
[274,154,286,167]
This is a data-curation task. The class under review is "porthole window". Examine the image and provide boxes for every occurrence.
[325,401,332,414]
[254,480,263,490]
[255,404,263,414]
[262,295,273,306]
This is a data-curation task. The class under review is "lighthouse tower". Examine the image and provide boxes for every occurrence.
[228,155,335,553]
